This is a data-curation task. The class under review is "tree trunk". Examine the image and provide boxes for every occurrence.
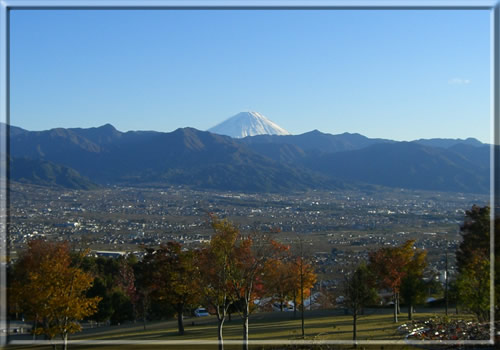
[393,293,398,323]
[242,305,249,350]
[177,304,185,335]
[301,303,305,339]
[217,318,225,350]
[62,332,68,350]
[300,259,305,339]
[353,311,357,342]
[408,304,413,320]
[396,292,400,314]
[293,292,297,319]
[33,318,37,341]
[301,294,305,338]
[143,300,147,331]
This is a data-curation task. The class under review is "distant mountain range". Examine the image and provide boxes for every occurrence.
[10,156,97,190]
[5,120,490,194]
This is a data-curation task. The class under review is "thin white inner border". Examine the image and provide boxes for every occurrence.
[0,0,498,347]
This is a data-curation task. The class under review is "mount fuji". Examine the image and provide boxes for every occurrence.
[208,111,291,138]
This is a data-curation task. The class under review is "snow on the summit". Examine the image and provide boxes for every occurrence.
[208,111,291,138]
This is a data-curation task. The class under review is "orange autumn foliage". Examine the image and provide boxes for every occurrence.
[10,240,101,345]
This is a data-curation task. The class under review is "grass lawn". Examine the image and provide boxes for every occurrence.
[6,308,477,350]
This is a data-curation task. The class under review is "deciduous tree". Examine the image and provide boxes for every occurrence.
[455,205,496,322]
[10,240,100,350]
[142,242,201,335]
[134,253,154,330]
[456,251,490,322]
[198,216,239,350]
[369,240,423,323]
[227,231,286,350]
[262,257,294,312]
[80,255,136,325]
[115,257,138,322]
[343,263,378,342]
[400,248,427,320]
[456,205,491,272]
[288,237,317,338]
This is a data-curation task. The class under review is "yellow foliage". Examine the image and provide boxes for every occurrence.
[10,240,101,340]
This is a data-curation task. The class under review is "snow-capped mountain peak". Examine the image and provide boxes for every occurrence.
[208,111,291,138]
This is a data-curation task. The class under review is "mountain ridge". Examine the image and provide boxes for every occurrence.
[6,122,490,194]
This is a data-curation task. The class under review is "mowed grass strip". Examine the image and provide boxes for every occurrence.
[8,308,474,350]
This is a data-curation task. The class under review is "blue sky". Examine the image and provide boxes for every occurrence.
[10,9,491,142]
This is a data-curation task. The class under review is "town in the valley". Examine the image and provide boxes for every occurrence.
[8,181,488,293]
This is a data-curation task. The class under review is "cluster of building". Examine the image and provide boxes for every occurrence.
[8,182,486,288]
